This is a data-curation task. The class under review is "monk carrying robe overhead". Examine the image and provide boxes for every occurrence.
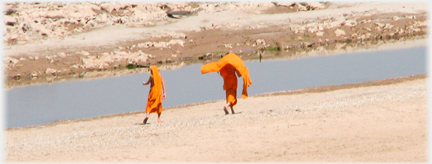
[201,52,252,114]
[142,66,166,124]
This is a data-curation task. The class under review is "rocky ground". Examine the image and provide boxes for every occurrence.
[3,2,428,89]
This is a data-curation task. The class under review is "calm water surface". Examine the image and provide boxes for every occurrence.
[6,47,427,128]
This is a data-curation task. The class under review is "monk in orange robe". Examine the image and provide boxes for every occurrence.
[142,66,166,124]
[201,52,252,114]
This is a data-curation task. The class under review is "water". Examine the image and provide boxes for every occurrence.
[6,47,427,128]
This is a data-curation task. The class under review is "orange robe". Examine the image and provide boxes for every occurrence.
[201,53,252,106]
[146,66,163,114]
[220,64,238,106]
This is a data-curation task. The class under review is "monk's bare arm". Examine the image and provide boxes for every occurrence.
[235,69,242,77]
[161,76,166,99]
[143,76,152,85]
[232,66,241,77]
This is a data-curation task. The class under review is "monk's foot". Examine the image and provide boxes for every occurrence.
[143,117,149,124]
[223,107,229,115]
[158,120,163,123]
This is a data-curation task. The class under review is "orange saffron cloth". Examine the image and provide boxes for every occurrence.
[146,66,163,114]
[201,53,252,101]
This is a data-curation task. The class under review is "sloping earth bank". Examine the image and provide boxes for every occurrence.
[3,2,428,89]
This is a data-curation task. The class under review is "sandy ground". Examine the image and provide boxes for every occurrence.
[5,75,427,162]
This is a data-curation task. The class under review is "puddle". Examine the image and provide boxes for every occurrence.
[6,46,426,128]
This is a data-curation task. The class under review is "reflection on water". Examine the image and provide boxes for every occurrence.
[6,47,426,128]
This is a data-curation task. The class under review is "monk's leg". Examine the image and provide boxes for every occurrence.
[225,89,237,115]
[230,106,235,114]
[143,112,150,124]
[157,113,163,123]
[223,102,230,115]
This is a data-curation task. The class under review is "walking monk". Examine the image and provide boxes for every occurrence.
[201,52,252,114]
[142,66,166,124]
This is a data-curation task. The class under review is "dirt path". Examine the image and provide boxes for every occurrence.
[5,75,427,162]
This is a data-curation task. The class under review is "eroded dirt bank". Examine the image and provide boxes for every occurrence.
[3,2,428,89]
